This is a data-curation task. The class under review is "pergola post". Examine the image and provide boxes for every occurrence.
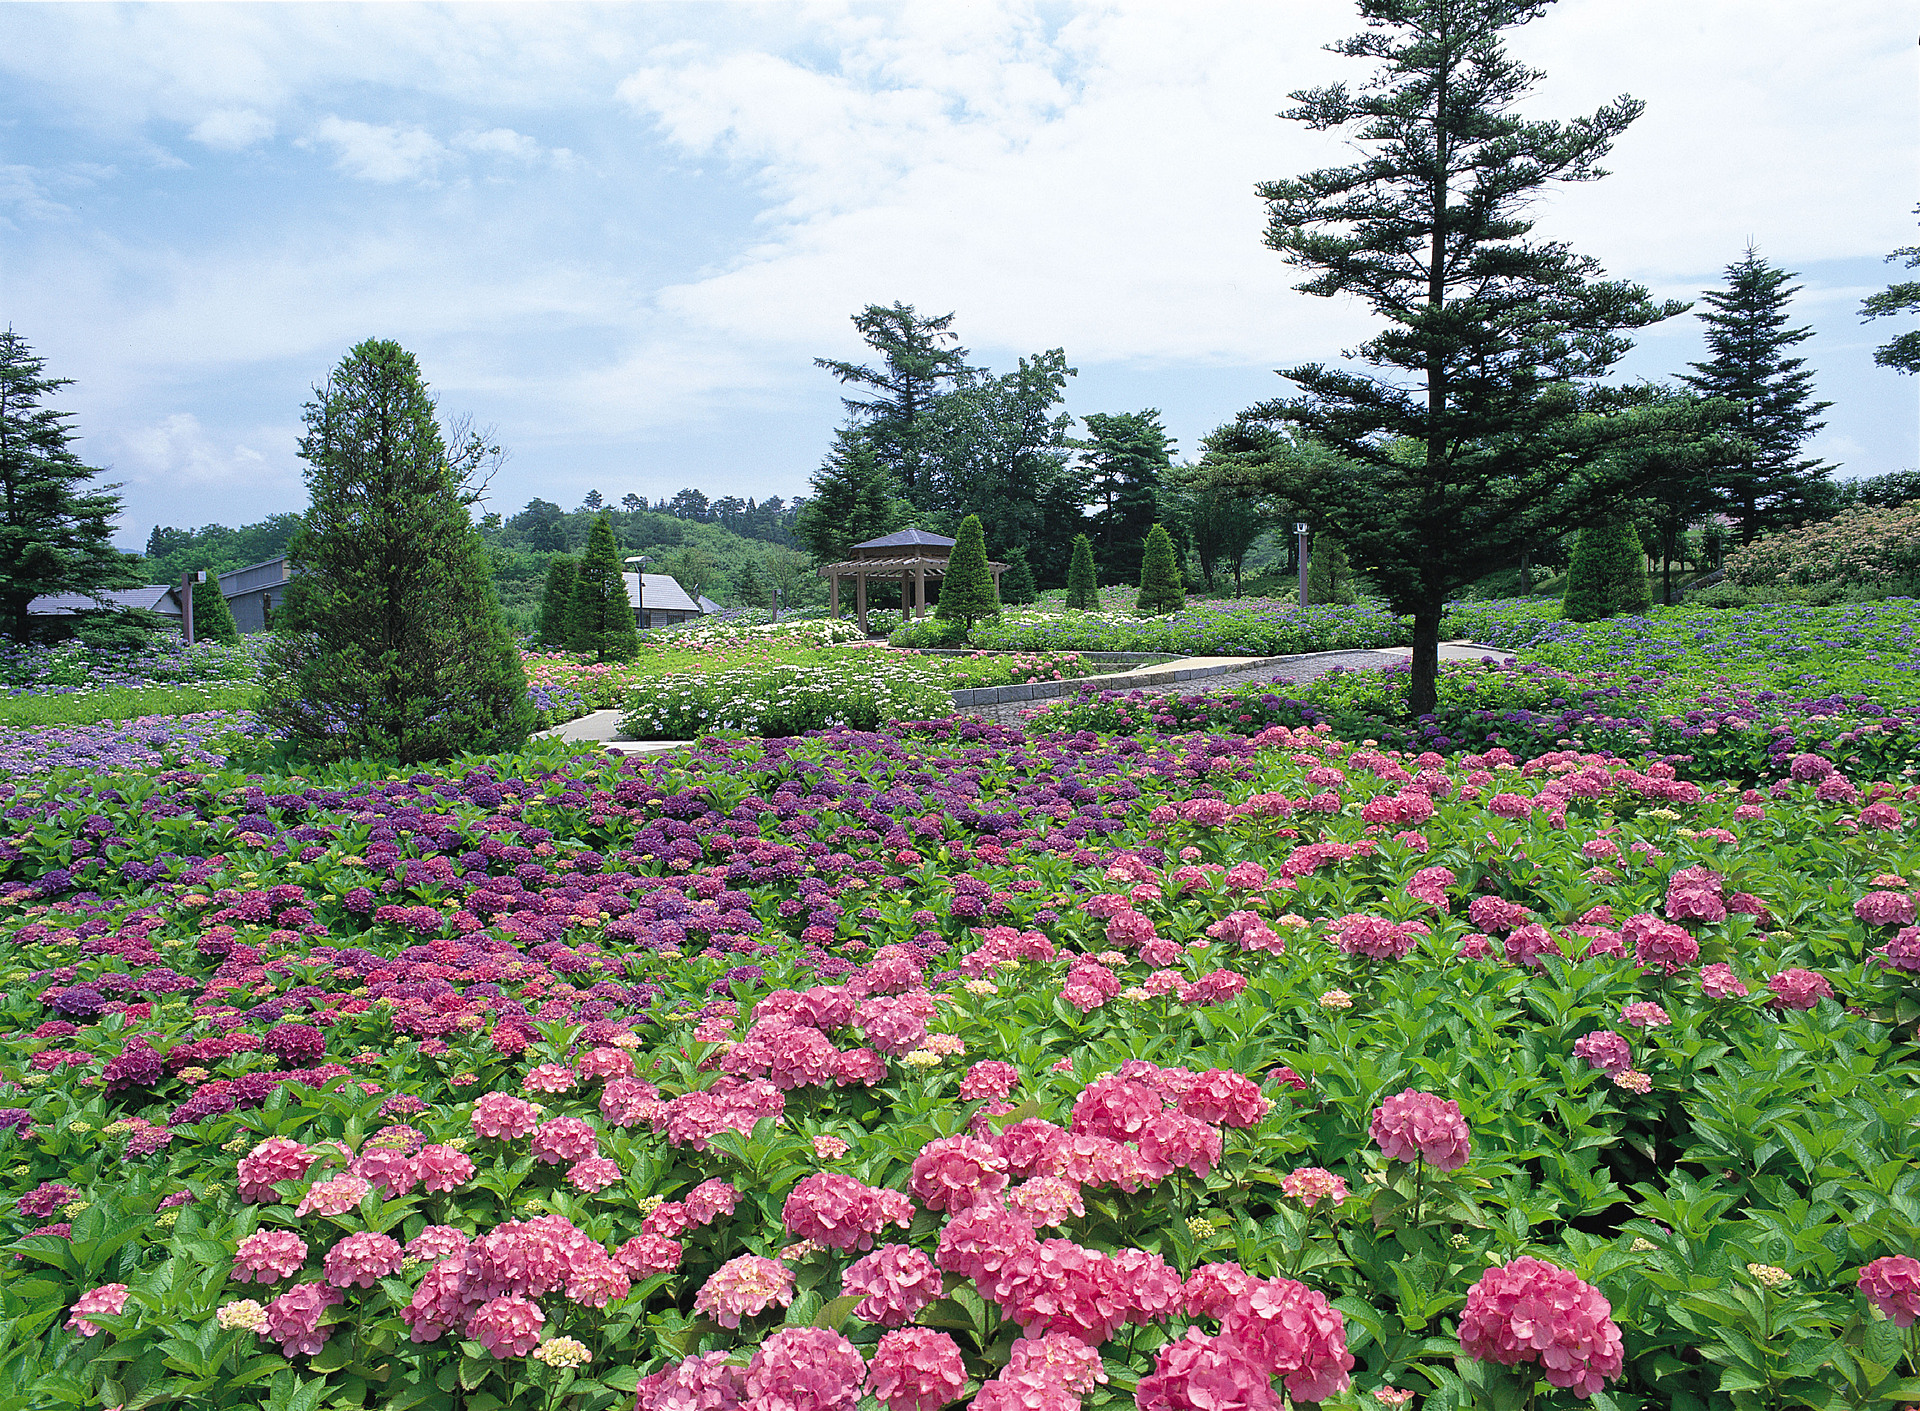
[856,571,868,635]
[829,572,840,619]
[915,565,926,619]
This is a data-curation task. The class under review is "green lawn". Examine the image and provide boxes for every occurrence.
[0,682,256,729]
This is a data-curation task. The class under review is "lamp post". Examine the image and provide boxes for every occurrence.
[180,569,207,644]
[623,556,650,631]
[1295,523,1310,609]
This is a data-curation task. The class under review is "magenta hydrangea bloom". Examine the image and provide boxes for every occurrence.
[842,1244,943,1327]
[746,1326,867,1411]
[635,1352,749,1411]
[1220,1277,1355,1403]
[471,1091,541,1140]
[784,1173,912,1252]
[959,1061,1021,1102]
[322,1231,404,1290]
[466,1293,545,1359]
[1767,968,1834,1011]
[866,1329,967,1411]
[1859,1256,1920,1325]
[415,1143,476,1193]
[693,1254,795,1329]
[530,1116,598,1165]
[1185,1262,1261,1323]
[261,1280,343,1358]
[1369,1089,1471,1171]
[1179,1069,1270,1128]
[1857,890,1917,927]
[1137,1328,1282,1411]
[908,1134,1009,1213]
[66,1282,131,1337]
[236,1137,318,1204]
[1459,1256,1623,1398]
[1572,1032,1632,1076]
[295,1174,372,1219]
[232,1229,309,1284]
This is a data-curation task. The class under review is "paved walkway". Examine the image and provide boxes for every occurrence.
[538,641,1512,749]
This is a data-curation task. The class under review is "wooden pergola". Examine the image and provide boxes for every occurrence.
[819,528,1006,635]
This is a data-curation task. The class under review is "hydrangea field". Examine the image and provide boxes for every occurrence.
[2,696,1919,1411]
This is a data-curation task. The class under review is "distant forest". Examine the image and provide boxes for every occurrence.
[139,489,821,637]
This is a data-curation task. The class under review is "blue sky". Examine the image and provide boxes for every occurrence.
[0,0,1912,554]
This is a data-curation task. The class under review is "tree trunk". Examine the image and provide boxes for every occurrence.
[1408,601,1443,717]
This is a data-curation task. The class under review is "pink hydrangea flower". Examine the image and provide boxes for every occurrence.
[232,1230,309,1284]
[615,1234,684,1276]
[842,1244,943,1327]
[1859,1256,1920,1325]
[1620,1002,1669,1030]
[471,1091,542,1140]
[261,1280,343,1357]
[959,1061,1020,1101]
[1856,890,1917,928]
[405,1226,470,1263]
[1572,1032,1632,1076]
[66,1282,130,1337]
[867,1328,966,1411]
[686,1179,739,1224]
[1179,1069,1270,1128]
[694,1255,795,1329]
[1663,866,1726,924]
[1624,913,1699,975]
[1331,914,1426,962]
[1137,1328,1282,1411]
[635,1352,749,1411]
[908,1135,1009,1213]
[1767,968,1834,1011]
[1006,1177,1086,1227]
[576,1045,635,1080]
[237,1137,318,1203]
[1137,1112,1224,1179]
[414,1143,475,1194]
[1007,1332,1110,1396]
[1700,964,1750,999]
[524,1063,577,1093]
[466,1294,545,1359]
[530,1116,598,1165]
[746,1326,866,1411]
[1185,1262,1261,1322]
[1459,1256,1623,1397]
[783,1174,913,1252]
[350,1147,418,1198]
[1369,1089,1471,1171]
[568,1157,622,1193]
[295,1175,372,1219]
[1281,1167,1348,1210]
[1220,1277,1355,1403]
[323,1232,403,1290]
[1071,1077,1164,1143]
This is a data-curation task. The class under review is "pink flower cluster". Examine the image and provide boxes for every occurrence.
[400,1213,634,1345]
[66,1282,130,1337]
[693,1254,796,1329]
[1572,1032,1632,1076]
[262,1281,343,1357]
[1663,866,1726,924]
[867,1329,967,1411]
[232,1229,309,1283]
[237,1137,320,1203]
[747,1327,867,1411]
[1458,1257,1623,1398]
[1369,1089,1471,1171]
[635,1352,748,1411]
[909,1135,1011,1213]
[841,1244,943,1326]
[784,1172,915,1251]
[1331,914,1428,962]
[1859,1255,1920,1325]
[1767,968,1834,1011]
[1624,913,1699,975]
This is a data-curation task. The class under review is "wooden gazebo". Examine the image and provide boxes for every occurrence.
[819,528,1006,635]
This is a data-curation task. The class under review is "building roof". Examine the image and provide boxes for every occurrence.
[623,572,704,615]
[28,585,181,617]
[851,528,955,551]
[695,593,724,614]
[218,556,295,594]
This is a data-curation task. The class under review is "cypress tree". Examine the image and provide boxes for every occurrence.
[1135,522,1186,616]
[538,555,576,648]
[257,338,533,763]
[934,513,1000,632]
[1065,534,1099,610]
[1305,531,1356,605]
[999,546,1038,605]
[1562,521,1652,621]
[567,511,639,661]
[188,564,240,644]
[735,557,769,609]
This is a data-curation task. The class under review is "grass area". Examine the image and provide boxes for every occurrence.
[0,681,257,728]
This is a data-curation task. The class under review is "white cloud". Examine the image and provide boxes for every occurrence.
[189,108,276,150]
[458,127,542,162]
[309,115,446,183]
[118,412,282,490]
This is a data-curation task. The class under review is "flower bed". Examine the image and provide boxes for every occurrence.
[967,601,1409,657]
[0,719,1916,1407]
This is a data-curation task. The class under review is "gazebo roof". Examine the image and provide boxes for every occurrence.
[852,527,955,551]
[817,555,1007,577]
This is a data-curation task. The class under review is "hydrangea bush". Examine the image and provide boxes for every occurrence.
[0,717,1918,1408]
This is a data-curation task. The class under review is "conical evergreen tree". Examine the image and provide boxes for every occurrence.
[538,556,576,648]
[735,557,769,609]
[1562,521,1652,621]
[999,546,1037,605]
[1678,247,1833,542]
[794,429,909,563]
[1135,522,1185,616]
[1064,534,1099,610]
[567,512,639,661]
[257,338,533,763]
[935,514,999,632]
[1305,532,1356,605]
[187,564,239,644]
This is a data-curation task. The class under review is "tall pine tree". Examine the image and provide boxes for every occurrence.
[187,565,240,644]
[795,430,911,564]
[1064,535,1099,610]
[1238,0,1696,715]
[1678,247,1833,541]
[934,514,1000,632]
[1862,205,1920,375]
[257,339,533,762]
[567,512,639,661]
[538,555,576,648]
[1135,523,1186,615]
[0,330,142,642]
[815,303,977,502]
[1083,410,1174,585]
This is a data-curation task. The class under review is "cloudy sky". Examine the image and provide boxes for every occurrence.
[0,0,1912,553]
